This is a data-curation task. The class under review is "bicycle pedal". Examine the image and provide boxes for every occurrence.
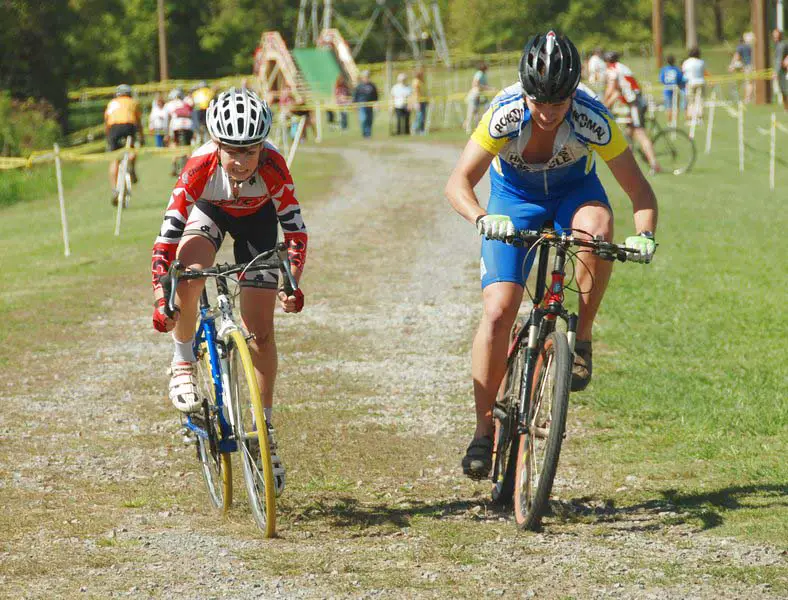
[493,406,508,421]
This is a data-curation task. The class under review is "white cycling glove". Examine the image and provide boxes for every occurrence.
[476,214,515,241]
[624,232,657,263]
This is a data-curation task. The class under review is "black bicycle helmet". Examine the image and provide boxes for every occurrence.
[519,31,581,103]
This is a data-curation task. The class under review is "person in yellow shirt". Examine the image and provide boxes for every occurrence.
[104,84,143,205]
[191,81,214,144]
[411,69,428,135]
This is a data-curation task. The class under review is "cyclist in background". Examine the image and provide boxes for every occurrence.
[191,81,214,144]
[603,51,661,174]
[104,84,143,205]
[445,32,658,480]
[151,87,308,496]
[659,55,684,123]
[165,87,194,176]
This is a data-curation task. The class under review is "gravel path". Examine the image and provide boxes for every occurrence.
[1,140,784,599]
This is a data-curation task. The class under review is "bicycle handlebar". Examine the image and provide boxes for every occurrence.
[502,228,641,263]
[159,242,297,317]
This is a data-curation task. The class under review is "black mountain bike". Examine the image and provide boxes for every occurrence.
[489,225,643,530]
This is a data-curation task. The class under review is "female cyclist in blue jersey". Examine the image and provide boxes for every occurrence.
[445,32,658,479]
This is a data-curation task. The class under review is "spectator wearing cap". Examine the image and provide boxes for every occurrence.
[353,70,379,138]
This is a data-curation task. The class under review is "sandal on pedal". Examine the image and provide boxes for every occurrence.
[571,340,593,392]
[461,435,493,480]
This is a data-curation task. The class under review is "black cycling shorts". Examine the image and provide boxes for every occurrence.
[183,200,279,289]
[109,123,137,151]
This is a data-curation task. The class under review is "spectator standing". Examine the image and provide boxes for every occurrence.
[463,62,491,133]
[729,34,754,103]
[587,48,607,85]
[390,73,412,135]
[412,69,428,135]
[332,74,351,131]
[191,81,214,144]
[148,93,169,148]
[682,47,706,120]
[659,55,684,123]
[773,29,788,111]
[353,70,379,138]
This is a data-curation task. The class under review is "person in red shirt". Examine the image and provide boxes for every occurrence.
[151,87,307,495]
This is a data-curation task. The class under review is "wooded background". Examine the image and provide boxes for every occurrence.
[0,0,760,130]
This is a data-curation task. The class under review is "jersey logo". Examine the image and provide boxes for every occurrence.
[488,102,524,139]
[571,102,611,145]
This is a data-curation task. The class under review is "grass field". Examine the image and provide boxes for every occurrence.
[0,102,785,597]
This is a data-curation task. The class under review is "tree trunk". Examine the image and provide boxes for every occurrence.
[713,0,724,42]
[685,0,698,49]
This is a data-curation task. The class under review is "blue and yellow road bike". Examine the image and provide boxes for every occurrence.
[161,243,297,537]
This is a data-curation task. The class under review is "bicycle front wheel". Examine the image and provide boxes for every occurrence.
[491,319,526,505]
[652,128,696,175]
[227,330,276,537]
[194,339,233,512]
[513,331,571,530]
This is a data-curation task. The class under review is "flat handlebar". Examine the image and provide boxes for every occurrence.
[502,228,642,263]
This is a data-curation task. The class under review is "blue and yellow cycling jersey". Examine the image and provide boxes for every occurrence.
[471,83,628,197]
[471,83,629,289]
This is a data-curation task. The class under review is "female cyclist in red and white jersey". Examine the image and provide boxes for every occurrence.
[150,88,307,492]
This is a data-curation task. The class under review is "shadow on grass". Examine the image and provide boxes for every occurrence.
[552,483,787,532]
[291,496,482,529]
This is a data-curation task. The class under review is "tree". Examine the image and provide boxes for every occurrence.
[0,0,74,128]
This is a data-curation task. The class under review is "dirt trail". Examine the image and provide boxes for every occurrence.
[1,141,784,599]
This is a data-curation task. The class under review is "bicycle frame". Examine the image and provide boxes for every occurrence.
[183,279,240,454]
[509,239,579,431]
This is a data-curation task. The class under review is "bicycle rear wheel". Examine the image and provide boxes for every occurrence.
[227,330,276,537]
[652,128,696,175]
[194,339,232,511]
[491,319,526,505]
[513,331,571,530]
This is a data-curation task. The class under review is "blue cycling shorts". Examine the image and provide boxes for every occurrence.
[480,173,610,289]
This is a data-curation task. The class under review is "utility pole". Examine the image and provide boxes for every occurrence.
[685,0,697,49]
[752,0,770,104]
[653,0,664,69]
[157,0,168,81]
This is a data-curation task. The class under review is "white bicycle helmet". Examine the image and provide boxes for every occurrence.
[206,87,272,146]
[115,84,132,97]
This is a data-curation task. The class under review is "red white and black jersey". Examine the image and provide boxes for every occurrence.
[151,141,308,288]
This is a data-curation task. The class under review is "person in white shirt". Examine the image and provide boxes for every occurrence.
[682,47,706,120]
[587,48,607,86]
[148,94,169,148]
[390,73,412,135]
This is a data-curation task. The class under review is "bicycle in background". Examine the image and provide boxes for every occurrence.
[619,113,696,175]
[113,136,134,236]
[160,243,298,537]
[489,225,645,530]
